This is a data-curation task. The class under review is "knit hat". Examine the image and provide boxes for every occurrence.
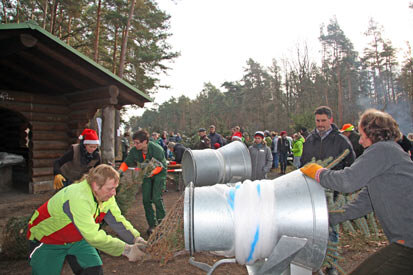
[231,131,243,141]
[214,143,221,149]
[340,123,354,132]
[280,131,287,136]
[254,131,265,139]
[79,129,100,145]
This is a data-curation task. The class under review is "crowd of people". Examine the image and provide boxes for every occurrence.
[28,105,412,275]
[120,113,412,184]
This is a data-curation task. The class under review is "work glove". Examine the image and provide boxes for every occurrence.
[122,243,146,262]
[149,166,163,177]
[300,163,324,182]
[134,236,148,249]
[53,174,65,190]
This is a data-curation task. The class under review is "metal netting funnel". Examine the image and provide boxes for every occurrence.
[184,170,329,274]
[182,141,251,187]
[184,182,235,254]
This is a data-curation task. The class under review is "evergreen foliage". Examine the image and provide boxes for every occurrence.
[127,17,412,138]
[1,0,178,94]
[1,216,31,259]
[116,157,164,214]
[1,3,411,134]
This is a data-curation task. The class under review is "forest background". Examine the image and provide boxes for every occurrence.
[1,0,413,140]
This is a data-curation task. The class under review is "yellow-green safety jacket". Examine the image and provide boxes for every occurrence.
[27,180,140,256]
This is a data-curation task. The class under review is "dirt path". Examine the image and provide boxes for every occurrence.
[0,177,248,274]
[0,168,380,274]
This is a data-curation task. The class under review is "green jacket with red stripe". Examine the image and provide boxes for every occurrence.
[27,180,140,256]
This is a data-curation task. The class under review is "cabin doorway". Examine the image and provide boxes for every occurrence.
[0,107,31,192]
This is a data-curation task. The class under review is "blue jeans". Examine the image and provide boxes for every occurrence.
[293,156,301,168]
[272,152,279,168]
[279,152,288,172]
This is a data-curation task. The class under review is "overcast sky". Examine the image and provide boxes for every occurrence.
[126,0,413,117]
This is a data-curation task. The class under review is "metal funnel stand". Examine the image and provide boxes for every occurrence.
[182,141,251,187]
[184,170,329,275]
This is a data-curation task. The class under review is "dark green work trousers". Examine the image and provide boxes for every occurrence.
[29,239,102,275]
[350,242,413,275]
[142,175,166,228]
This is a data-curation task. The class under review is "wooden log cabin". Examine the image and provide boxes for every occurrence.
[0,22,151,193]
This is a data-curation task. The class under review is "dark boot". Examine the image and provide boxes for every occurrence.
[146,227,155,236]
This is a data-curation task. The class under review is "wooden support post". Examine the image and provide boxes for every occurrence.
[101,105,115,164]
[115,109,120,160]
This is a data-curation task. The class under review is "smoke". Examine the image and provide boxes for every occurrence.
[384,100,413,135]
[357,96,413,135]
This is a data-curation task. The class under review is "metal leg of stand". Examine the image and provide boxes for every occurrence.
[246,262,313,275]
[178,173,183,192]
[289,264,312,275]
[189,257,237,275]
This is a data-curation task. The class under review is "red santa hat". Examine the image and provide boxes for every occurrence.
[214,143,221,149]
[231,131,243,141]
[79,129,100,145]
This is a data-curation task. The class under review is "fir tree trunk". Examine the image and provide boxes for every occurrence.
[66,16,72,45]
[16,0,20,23]
[118,0,136,78]
[94,0,102,63]
[2,0,7,23]
[337,65,343,127]
[58,7,63,38]
[42,0,48,29]
[30,0,34,20]
[50,0,57,34]
[112,27,118,74]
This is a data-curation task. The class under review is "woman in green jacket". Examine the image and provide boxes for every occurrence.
[291,133,305,168]
[28,164,147,274]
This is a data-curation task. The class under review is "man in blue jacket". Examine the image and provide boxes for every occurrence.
[208,125,224,149]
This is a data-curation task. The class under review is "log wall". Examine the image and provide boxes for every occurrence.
[0,87,119,192]
[0,90,70,186]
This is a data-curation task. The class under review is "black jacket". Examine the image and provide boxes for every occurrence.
[277,137,291,154]
[347,131,364,158]
[397,135,412,154]
[300,124,356,170]
[173,143,186,164]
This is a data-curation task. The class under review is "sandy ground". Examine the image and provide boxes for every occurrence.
[0,167,382,274]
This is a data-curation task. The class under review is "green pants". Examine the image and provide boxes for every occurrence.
[29,239,102,275]
[142,174,166,228]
